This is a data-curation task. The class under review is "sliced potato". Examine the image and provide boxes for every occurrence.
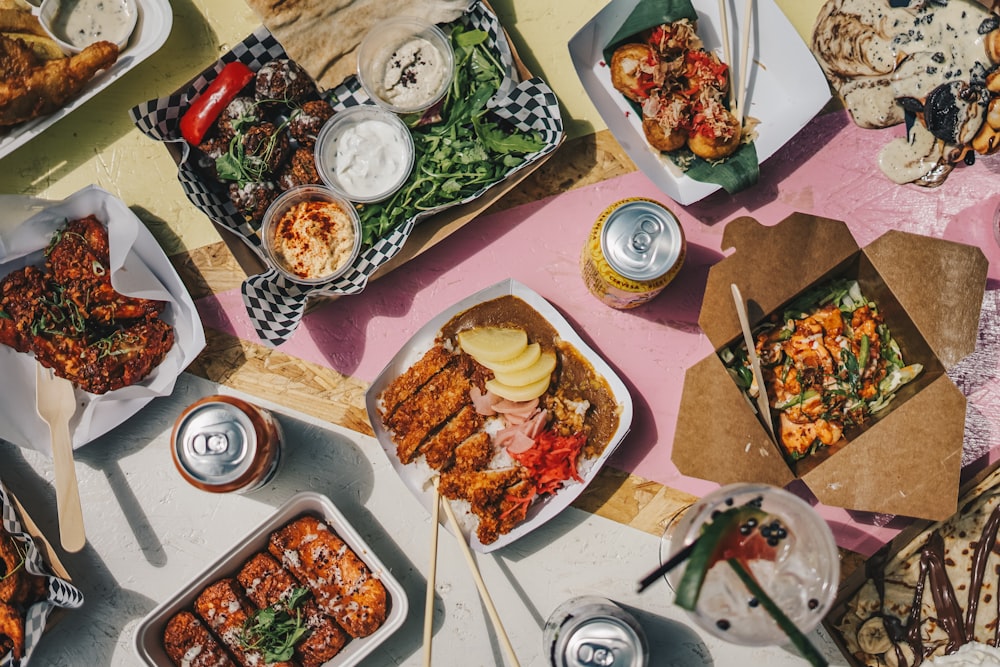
[478,342,541,373]
[2,32,64,60]
[493,351,556,388]
[0,8,46,36]
[457,327,527,363]
[486,375,551,402]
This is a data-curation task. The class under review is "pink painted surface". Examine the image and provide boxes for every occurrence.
[197,110,1000,555]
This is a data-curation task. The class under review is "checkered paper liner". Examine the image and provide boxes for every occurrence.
[130,1,564,346]
[0,481,84,667]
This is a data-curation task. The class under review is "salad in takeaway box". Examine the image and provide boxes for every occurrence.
[672,213,987,522]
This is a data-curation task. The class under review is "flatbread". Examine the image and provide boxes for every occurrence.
[244,0,471,91]
[835,466,1000,666]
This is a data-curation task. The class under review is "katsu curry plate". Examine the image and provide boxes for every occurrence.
[366,279,633,553]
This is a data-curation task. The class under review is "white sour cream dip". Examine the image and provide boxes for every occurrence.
[323,116,412,201]
[49,0,136,49]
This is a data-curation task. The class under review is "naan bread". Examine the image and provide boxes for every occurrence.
[244,0,472,91]
[836,466,1000,666]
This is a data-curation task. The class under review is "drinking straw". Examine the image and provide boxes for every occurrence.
[637,539,697,593]
[423,481,442,667]
[434,478,521,667]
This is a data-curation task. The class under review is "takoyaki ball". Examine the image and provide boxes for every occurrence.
[684,49,729,95]
[610,43,660,103]
[288,99,335,149]
[241,121,291,178]
[217,95,264,143]
[277,147,321,191]
[641,91,689,152]
[228,180,279,225]
[687,103,742,161]
[255,58,318,107]
[648,19,702,58]
[194,136,227,181]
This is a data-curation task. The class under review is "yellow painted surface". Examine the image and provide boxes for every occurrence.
[0,0,824,254]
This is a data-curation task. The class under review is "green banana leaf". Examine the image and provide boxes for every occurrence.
[602,0,759,195]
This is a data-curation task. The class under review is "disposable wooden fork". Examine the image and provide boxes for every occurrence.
[35,364,86,553]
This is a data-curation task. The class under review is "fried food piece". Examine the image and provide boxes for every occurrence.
[194,578,295,667]
[687,95,742,160]
[268,516,387,638]
[452,431,492,472]
[438,467,526,545]
[0,265,47,352]
[0,39,118,127]
[276,147,320,192]
[610,43,659,103]
[0,529,28,606]
[421,404,483,470]
[162,610,237,667]
[388,355,474,464]
[641,90,689,152]
[378,343,454,419]
[0,601,24,661]
[238,552,349,667]
[288,99,334,149]
[46,215,166,322]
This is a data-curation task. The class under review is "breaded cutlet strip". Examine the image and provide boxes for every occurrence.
[194,578,296,667]
[439,467,526,545]
[237,552,349,667]
[422,404,483,470]
[388,356,474,463]
[163,610,237,667]
[269,516,387,638]
[378,343,453,419]
[452,431,492,471]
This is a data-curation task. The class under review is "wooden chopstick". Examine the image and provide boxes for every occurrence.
[735,0,755,126]
[434,478,520,667]
[423,481,442,667]
[718,0,733,108]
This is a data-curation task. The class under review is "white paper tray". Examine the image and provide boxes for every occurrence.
[365,278,634,553]
[133,491,408,667]
[0,0,173,160]
[568,0,831,205]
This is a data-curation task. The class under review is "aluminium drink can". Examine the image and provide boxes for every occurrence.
[543,596,649,667]
[580,197,686,309]
[171,395,284,493]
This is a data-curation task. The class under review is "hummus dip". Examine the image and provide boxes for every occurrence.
[270,200,357,280]
[381,37,450,110]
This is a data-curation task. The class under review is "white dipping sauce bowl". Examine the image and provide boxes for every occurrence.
[314,105,415,204]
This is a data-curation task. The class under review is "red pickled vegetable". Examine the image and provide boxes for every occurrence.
[179,61,255,145]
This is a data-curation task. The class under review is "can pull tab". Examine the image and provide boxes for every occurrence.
[628,215,664,256]
[192,431,231,455]
[576,641,623,666]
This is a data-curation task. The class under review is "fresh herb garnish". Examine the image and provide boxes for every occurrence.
[238,587,311,663]
[356,25,547,246]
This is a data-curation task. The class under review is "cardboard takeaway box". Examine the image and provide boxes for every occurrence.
[672,212,988,521]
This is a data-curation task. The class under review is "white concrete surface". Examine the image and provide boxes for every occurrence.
[0,372,850,666]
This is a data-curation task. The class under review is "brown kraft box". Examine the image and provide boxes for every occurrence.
[671,212,988,521]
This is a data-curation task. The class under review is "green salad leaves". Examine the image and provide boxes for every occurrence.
[357,26,547,246]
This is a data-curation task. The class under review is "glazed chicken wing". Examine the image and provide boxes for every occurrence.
[0,38,118,127]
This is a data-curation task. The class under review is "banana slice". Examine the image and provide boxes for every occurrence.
[883,642,916,667]
[857,617,893,655]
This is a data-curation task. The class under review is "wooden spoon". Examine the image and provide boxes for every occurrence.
[34,364,86,553]
[731,283,775,441]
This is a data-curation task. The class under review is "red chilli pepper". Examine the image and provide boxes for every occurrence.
[179,61,255,145]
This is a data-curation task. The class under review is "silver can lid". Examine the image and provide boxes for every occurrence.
[174,401,256,486]
[556,617,646,667]
[601,200,683,282]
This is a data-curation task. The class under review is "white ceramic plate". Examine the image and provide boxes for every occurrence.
[365,278,634,553]
[0,0,173,160]
[133,492,409,667]
[0,186,204,453]
[568,0,831,206]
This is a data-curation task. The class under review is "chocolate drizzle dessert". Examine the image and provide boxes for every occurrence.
[835,467,1000,666]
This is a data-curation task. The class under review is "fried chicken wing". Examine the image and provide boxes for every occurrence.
[0,601,24,661]
[0,38,119,127]
[0,265,47,351]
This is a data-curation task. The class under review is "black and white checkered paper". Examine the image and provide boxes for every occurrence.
[130,1,564,346]
[0,481,84,667]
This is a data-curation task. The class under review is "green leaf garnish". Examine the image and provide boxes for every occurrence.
[238,587,312,663]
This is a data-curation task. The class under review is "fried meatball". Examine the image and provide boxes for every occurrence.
[276,147,320,191]
[228,180,279,225]
[255,58,317,107]
[610,43,659,103]
[289,99,335,148]
[216,95,263,143]
[194,135,227,181]
[241,121,290,178]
